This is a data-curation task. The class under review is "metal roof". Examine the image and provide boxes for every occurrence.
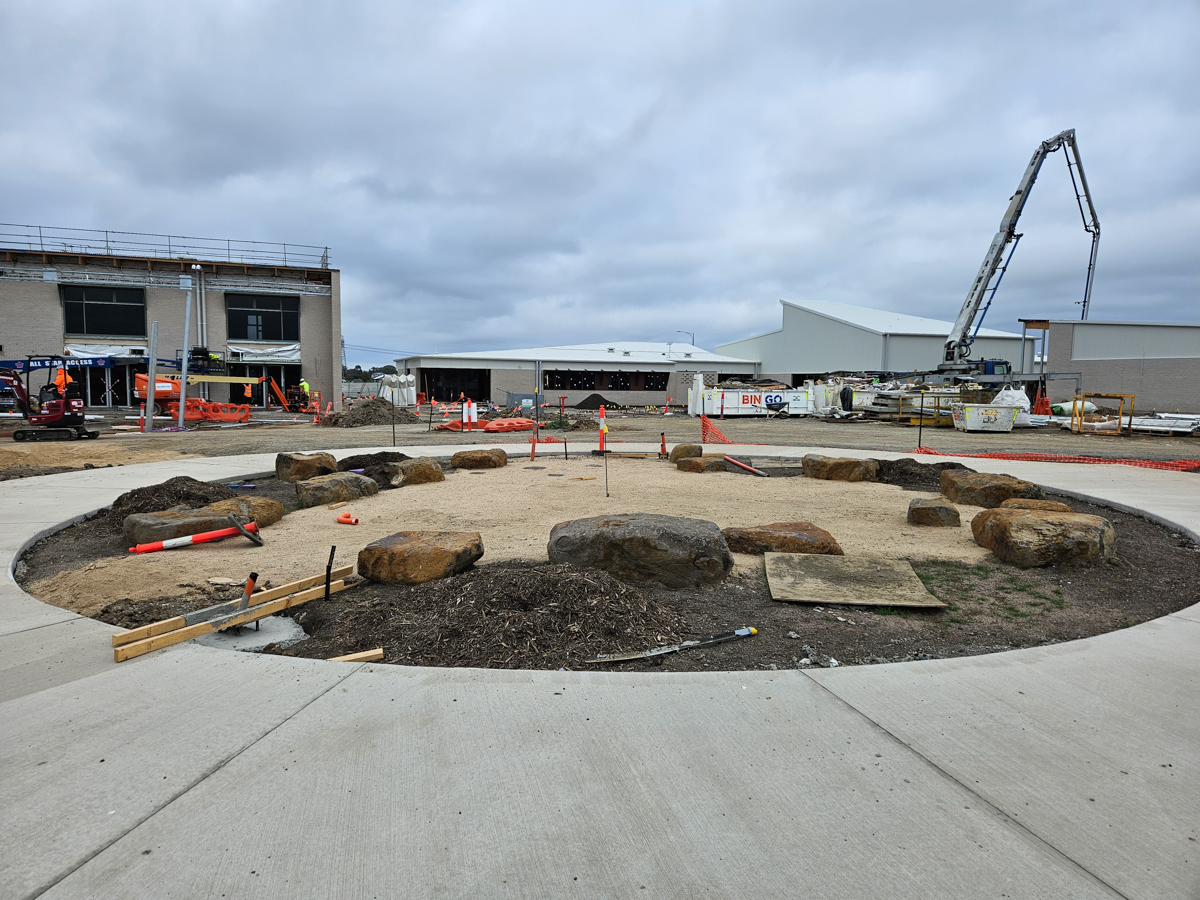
[783,299,1023,338]
[397,341,756,366]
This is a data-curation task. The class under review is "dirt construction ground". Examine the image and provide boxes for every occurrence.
[18,448,1200,672]
[2,409,1199,477]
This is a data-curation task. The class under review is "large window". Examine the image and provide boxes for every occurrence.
[61,285,146,337]
[226,294,299,342]
[542,370,670,391]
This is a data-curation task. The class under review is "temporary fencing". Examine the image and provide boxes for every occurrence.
[908,446,1200,472]
[700,415,735,444]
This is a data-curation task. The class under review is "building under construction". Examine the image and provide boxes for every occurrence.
[0,224,343,409]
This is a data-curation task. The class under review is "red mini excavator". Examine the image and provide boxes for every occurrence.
[0,356,100,441]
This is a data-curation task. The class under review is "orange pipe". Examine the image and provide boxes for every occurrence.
[336,512,359,525]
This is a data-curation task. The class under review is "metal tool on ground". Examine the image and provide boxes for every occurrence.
[724,455,769,477]
[586,627,758,663]
[129,519,261,554]
[237,572,258,613]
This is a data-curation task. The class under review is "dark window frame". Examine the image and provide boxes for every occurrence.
[60,284,147,338]
[225,294,300,343]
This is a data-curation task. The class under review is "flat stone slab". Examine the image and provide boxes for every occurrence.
[764,553,946,608]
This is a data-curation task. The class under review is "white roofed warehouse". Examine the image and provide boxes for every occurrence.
[396,342,758,408]
[717,299,1037,385]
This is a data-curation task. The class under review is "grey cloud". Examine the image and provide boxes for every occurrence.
[1,0,1197,362]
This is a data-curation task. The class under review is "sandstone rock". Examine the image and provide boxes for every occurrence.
[385,457,446,487]
[451,449,508,469]
[357,531,484,584]
[676,456,728,473]
[203,496,286,527]
[801,454,879,482]
[972,508,1115,568]
[722,522,844,555]
[940,471,1043,508]
[668,443,703,463]
[295,472,379,508]
[1000,498,1074,512]
[123,509,252,545]
[907,498,961,527]
[547,513,733,588]
[275,452,337,483]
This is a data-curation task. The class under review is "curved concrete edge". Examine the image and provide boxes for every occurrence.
[2,443,1199,899]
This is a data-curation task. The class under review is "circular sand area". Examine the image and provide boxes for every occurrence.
[29,454,997,616]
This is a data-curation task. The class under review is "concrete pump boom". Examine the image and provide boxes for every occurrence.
[942,128,1100,366]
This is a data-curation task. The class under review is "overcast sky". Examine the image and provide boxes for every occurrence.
[2,1,1197,365]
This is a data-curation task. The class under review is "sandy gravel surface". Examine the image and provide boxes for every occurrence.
[29,456,993,613]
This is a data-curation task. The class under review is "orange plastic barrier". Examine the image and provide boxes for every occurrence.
[483,418,538,433]
[908,446,1200,472]
[166,399,251,424]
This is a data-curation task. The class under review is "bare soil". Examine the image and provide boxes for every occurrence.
[18,461,1200,669]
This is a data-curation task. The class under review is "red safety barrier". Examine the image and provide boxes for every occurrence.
[907,446,1200,472]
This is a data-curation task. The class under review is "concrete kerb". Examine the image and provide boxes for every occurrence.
[2,442,1199,899]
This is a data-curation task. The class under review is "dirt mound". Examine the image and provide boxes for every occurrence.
[873,458,973,492]
[320,397,421,428]
[102,476,238,532]
[572,393,615,411]
[337,451,411,489]
[272,561,684,669]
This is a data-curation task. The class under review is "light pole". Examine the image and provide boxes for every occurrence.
[677,330,695,347]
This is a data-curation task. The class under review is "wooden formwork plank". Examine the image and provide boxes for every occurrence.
[111,566,353,647]
[114,580,348,662]
[329,648,384,663]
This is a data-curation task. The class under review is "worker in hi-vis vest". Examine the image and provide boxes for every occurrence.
[53,367,73,393]
[299,378,310,399]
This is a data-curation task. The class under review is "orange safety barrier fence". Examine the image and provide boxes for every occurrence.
[700,415,736,444]
[907,446,1200,472]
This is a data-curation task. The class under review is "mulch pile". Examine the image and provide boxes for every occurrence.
[337,451,411,489]
[321,397,422,428]
[543,416,600,431]
[873,458,972,492]
[100,476,238,533]
[270,561,684,669]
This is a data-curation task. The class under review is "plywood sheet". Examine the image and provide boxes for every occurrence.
[764,553,946,608]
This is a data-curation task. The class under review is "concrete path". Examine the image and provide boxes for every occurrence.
[2,442,1197,899]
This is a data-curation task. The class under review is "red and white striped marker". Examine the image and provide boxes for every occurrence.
[598,405,607,452]
[129,521,260,554]
[462,399,478,432]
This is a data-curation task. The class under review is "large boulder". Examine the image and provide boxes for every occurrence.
[451,449,508,469]
[722,522,844,555]
[123,509,252,546]
[972,508,1115,568]
[1000,498,1074,513]
[802,454,879,482]
[907,498,961,527]
[357,531,484,584]
[203,496,286,527]
[275,452,337,483]
[295,472,379,508]
[668,443,703,463]
[676,456,728,473]
[940,470,1043,508]
[385,457,445,487]
[547,513,733,588]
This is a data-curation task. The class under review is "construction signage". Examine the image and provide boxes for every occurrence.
[0,357,115,370]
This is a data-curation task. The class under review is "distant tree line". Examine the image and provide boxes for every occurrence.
[343,364,398,383]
